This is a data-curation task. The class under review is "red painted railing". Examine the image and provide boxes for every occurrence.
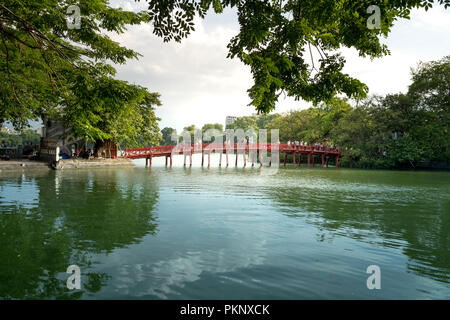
[123,143,340,159]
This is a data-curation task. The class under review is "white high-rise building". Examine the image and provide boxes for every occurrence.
[225,116,238,126]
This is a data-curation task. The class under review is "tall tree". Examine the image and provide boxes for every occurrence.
[0,0,161,144]
[226,116,258,131]
[161,127,177,145]
[182,124,200,142]
[406,56,450,162]
[105,91,162,148]
[202,123,223,133]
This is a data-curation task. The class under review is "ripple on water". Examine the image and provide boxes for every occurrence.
[0,167,449,299]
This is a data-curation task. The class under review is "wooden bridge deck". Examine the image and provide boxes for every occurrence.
[123,143,342,168]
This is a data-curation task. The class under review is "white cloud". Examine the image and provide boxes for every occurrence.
[340,6,450,97]
[410,6,450,29]
[108,2,450,132]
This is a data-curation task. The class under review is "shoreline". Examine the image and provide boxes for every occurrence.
[1,158,448,172]
[0,158,135,171]
[0,160,51,171]
[54,158,136,170]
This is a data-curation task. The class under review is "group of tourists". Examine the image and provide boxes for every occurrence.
[74,148,92,159]
[286,140,337,151]
[287,140,309,147]
[59,148,92,160]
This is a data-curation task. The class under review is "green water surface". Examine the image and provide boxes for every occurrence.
[0,159,449,299]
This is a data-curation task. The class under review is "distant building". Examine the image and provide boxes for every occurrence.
[0,125,10,134]
[41,116,117,160]
[41,116,86,158]
[225,116,238,126]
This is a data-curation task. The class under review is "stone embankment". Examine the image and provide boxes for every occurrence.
[53,158,135,170]
[0,158,135,171]
[0,160,51,171]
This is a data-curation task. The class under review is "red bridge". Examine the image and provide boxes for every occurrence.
[123,143,342,168]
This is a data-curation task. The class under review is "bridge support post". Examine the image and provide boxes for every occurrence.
[336,156,339,168]
[243,151,246,167]
[252,150,257,168]
[293,151,296,168]
[235,152,238,167]
[190,153,192,167]
[226,151,229,167]
[201,152,204,167]
[278,150,280,167]
[170,154,173,168]
[321,154,324,168]
[219,152,222,167]
[208,152,211,167]
[307,153,311,168]
[165,156,168,167]
[150,155,152,167]
[259,150,263,167]
[326,156,329,168]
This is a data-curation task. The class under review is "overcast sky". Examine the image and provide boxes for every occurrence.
[109,1,450,132]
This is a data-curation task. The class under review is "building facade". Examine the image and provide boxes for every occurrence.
[225,116,238,127]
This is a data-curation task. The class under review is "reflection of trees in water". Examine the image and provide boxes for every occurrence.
[268,185,449,284]
[0,169,159,299]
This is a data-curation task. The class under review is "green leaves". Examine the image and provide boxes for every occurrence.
[387,134,425,168]
[144,0,448,113]
[236,55,448,168]
[161,127,178,145]
[0,0,162,144]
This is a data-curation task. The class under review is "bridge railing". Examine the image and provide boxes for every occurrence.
[280,144,340,153]
[123,143,341,158]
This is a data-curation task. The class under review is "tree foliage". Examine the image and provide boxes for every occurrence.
[0,129,41,146]
[207,56,449,168]
[202,123,223,133]
[0,0,161,144]
[144,0,450,113]
[161,127,177,145]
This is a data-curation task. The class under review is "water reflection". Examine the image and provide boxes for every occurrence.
[0,167,449,299]
[266,170,450,284]
[0,169,159,299]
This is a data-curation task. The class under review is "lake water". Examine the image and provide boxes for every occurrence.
[0,156,449,299]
